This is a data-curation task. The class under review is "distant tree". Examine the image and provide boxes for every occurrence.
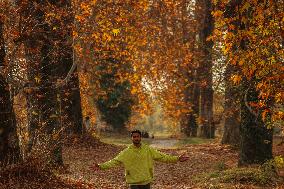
[96,58,134,132]
[197,0,215,138]
[221,64,240,146]
[180,0,199,137]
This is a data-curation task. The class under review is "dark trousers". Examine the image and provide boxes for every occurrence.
[130,183,150,189]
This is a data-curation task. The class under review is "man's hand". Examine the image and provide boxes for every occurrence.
[178,154,189,162]
[91,163,101,171]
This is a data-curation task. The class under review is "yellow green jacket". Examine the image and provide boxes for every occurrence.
[99,143,179,185]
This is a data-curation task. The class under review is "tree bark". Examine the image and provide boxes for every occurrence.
[239,80,273,165]
[221,64,240,146]
[0,19,21,166]
[197,0,215,138]
[223,0,273,164]
[178,0,199,137]
[188,79,200,137]
[20,0,63,165]
[57,0,83,135]
[59,47,83,135]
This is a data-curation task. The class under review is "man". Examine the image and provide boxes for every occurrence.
[92,130,189,189]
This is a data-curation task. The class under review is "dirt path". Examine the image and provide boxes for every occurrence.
[150,139,179,149]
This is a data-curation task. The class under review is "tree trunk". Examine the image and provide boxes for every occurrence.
[25,38,41,153]
[58,1,83,135]
[0,75,21,165]
[180,0,199,137]
[197,0,215,138]
[239,80,273,165]
[188,79,200,137]
[221,64,240,145]
[0,19,21,166]
[59,48,83,135]
[20,0,63,165]
[223,0,273,164]
[40,39,63,166]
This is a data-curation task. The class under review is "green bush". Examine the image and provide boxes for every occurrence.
[220,167,271,185]
[194,160,283,187]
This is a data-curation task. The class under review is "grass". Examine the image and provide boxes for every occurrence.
[176,137,215,146]
[98,133,152,146]
[97,132,218,147]
[100,137,152,146]
[100,136,214,149]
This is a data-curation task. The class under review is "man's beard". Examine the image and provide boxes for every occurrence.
[133,140,141,145]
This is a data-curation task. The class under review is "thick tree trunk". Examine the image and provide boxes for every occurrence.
[21,0,63,165]
[197,0,215,138]
[25,39,41,153]
[40,40,63,165]
[68,71,83,135]
[221,65,240,145]
[183,70,200,137]
[189,81,200,137]
[199,86,214,138]
[180,0,199,137]
[0,19,21,166]
[239,80,273,165]
[224,0,273,164]
[58,1,83,135]
[0,75,21,165]
[59,47,83,135]
[0,19,4,68]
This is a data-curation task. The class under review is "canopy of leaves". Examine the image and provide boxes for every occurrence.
[213,0,284,123]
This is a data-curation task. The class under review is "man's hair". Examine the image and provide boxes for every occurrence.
[130,130,141,137]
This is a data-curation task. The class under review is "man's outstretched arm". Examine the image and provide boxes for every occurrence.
[92,151,125,170]
[98,158,122,170]
[149,147,189,163]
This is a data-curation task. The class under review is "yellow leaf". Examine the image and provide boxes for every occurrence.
[50,114,58,118]
[261,109,269,121]
[231,75,242,85]
[103,33,111,41]
[131,87,137,94]
[212,10,223,18]
[275,92,283,103]
[73,31,78,37]
[35,76,41,83]
[241,2,250,13]
[32,111,38,115]
[112,28,120,36]
[238,59,244,66]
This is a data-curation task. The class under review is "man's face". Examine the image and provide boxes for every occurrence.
[131,133,141,145]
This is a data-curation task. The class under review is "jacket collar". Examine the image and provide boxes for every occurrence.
[129,142,144,149]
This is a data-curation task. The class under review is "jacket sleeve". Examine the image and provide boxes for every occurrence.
[98,150,125,170]
[149,147,179,163]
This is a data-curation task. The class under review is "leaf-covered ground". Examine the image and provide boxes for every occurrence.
[58,135,284,189]
[1,135,283,188]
